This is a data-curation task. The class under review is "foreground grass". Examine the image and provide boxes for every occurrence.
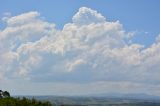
[0,97,51,106]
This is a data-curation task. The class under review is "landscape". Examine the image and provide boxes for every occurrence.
[0,0,160,106]
[2,94,160,106]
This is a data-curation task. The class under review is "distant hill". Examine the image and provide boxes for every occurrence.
[90,93,160,101]
[17,95,160,106]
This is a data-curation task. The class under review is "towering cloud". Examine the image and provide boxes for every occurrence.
[72,7,106,25]
[0,7,160,95]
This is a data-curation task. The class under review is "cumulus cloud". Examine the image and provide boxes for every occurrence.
[72,7,106,25]
[5,11,40,26]
[0,7,160,95]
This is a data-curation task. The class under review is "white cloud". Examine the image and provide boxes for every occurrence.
[66,59,87,72]
[72,7,106,25]
[5,11,40,26]
[0,7,160,95]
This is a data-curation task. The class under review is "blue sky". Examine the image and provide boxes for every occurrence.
[0,0,160,96]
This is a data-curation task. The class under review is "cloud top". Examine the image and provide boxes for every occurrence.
[72,7,106,25]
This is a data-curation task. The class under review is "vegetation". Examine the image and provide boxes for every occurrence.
[0,97,52,106]
[0,90,10,98]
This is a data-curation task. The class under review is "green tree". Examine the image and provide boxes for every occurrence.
[0,97,52,106]
[2,91,10,98]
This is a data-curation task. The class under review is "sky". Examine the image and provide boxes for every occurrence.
[0,0,160,96]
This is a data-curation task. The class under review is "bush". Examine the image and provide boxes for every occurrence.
[0,97,52,106]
